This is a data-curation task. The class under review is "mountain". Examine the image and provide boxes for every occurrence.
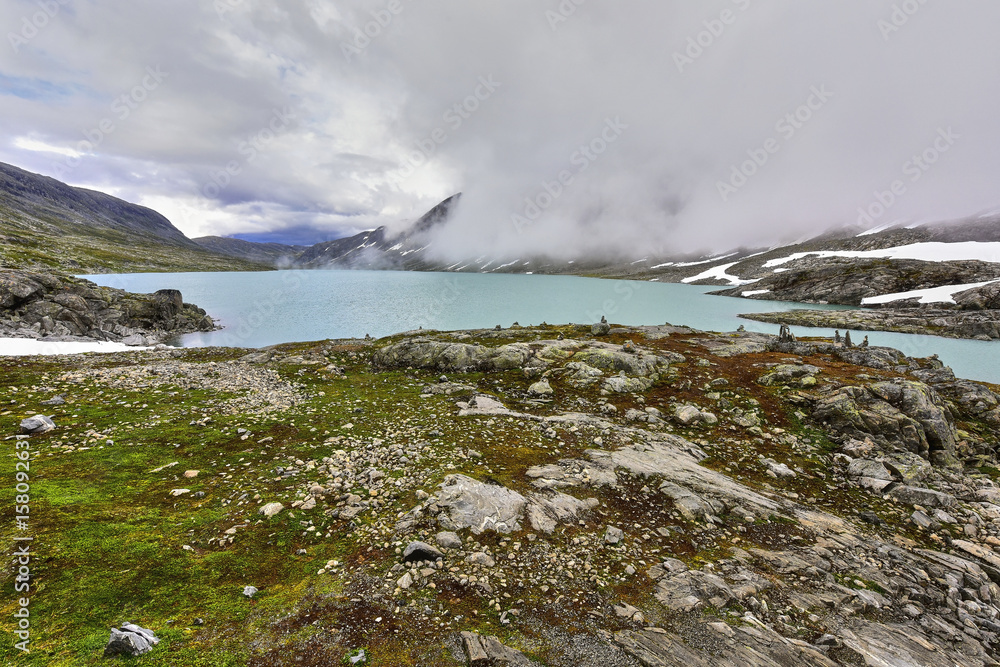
[192,236,306,265]
[291,194,461,269]
[0,162,269,273]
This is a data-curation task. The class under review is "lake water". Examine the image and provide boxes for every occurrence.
[82,270,1000,384]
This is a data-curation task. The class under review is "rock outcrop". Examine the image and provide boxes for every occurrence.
[0,269,214,344]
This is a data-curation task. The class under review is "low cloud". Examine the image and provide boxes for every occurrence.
[1,1,998,258]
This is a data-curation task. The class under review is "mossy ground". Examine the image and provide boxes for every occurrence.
[0,326,990,664]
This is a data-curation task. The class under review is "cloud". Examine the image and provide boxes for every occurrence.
[1,0,999,257]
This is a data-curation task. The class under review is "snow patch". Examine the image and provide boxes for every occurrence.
[681,262,759,287]
[764,242,1000,268]
[741,290,771,297]
[675,252,737,268]
[862,280,1000,306]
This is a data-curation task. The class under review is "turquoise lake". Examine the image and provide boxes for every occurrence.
[81,270,1000,384]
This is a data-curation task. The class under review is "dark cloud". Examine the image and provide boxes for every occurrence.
[1,0,999,258]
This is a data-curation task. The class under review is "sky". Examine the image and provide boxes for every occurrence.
[2,1,1000,260]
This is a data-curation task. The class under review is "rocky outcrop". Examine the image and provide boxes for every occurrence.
[812,380,959,466]
[0,269,214,344]
[714,258,1000,306]
[742,308,1000,341]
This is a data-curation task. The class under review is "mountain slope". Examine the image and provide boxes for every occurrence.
[192,236,305,265]
[0,162,269,273]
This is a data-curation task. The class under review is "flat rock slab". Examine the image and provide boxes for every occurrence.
[435,474,526,534]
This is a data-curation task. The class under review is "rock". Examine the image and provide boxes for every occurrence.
[813,380,959,466]
[460,631,533,666]
[673,405,702,426]
[605,526,625,545]
[592,321,612,336]
[758,364,821,387]
[259,502,284,517]
[466,552,496,568]
[403,541,444,563]
[103,623,159,657]
[434,474,526,534]
[911,510,935,529]
[19,415,55,435]
[397,572,414,590]
[435,531,463,549]
[40,395,65,406]
[183,470,200,478]
[347,648,367,665]
[847,459,892,480]
[888,485,957,508]
[242,586,258,598]
[372,340,530,372]
[603,375,654,394]
[526,492,598,534]
[762,458,797,479]
[169,489,191,497]
[528,379,554,396]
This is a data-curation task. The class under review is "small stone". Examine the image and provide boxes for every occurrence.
[604,526,624,545]
[397,572,414,590]
[466,552,496,567]
[528,379,554,396]
[242,586,258,598]
[260,502,284,517]
[169,489,191,497]
[183,470,200,479]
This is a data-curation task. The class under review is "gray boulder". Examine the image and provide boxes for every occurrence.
[434,474,526,534]
[103,623,159,657]
[19,415,55,435]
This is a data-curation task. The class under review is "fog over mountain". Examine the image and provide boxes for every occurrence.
[2,1,999,260]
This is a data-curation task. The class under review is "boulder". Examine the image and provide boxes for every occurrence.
[434,475,526,534]
[460,632,533,666]
[847,459,893,481]
[435,531,462,549]
[19,415,55,435]
[402,541,444,563]
[103,623,159,657]
[528,379,554,396]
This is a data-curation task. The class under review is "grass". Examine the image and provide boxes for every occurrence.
[1,328,995,664]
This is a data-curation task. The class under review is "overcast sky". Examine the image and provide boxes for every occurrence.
[2,1,999,259]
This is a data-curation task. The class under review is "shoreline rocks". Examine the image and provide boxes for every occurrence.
[0,269,215,345]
